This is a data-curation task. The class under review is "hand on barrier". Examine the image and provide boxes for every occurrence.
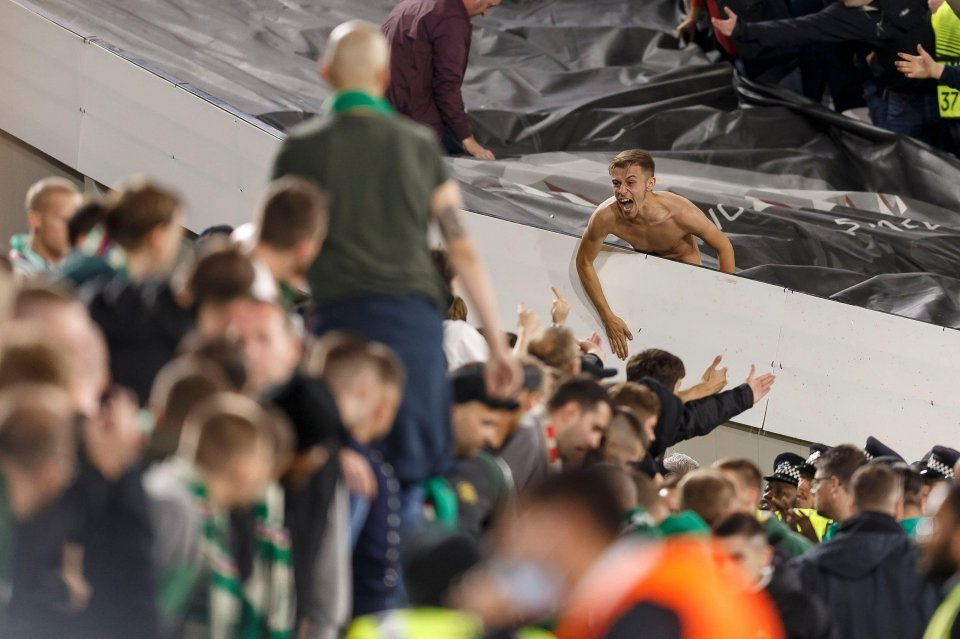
[463,136,496,161]
[84,386,145,481]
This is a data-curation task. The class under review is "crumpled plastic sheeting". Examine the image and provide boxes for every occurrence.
[453,151,960,327]
[21,0,960,326]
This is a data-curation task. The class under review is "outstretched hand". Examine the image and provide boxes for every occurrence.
[711,7,738,38]
[746,364,776,404]
[602,315,633,361]
[700,355,728,395]
[896,44,944,80]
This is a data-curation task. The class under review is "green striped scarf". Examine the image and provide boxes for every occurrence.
[160,466,294,638]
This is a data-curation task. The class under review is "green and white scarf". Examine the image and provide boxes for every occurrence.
[159,466,294,639]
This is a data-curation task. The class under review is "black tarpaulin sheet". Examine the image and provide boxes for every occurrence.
[19,0,960,327]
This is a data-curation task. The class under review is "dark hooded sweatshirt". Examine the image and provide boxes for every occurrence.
[790,511,938,639]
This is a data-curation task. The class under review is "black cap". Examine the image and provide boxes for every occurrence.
[264,373,344,452]
[864,436,905,464]
[919,446,960,481]
[765,452,806,487]
[451,363,519,410]
[580,353,617,380]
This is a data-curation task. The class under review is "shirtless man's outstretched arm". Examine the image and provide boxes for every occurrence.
[576,207,633,360]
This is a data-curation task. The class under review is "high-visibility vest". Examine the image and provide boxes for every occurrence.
[933,1,960,117]
[923,581,960,639]
[347,608,557,639]
[773,508,832,541]
[555,539,785,639]
[347,609,482,639]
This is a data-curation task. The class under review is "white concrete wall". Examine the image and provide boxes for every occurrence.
[0,130,82,250]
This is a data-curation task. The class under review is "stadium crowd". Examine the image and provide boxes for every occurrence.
[2,6,960,639]
[679,0,960,154]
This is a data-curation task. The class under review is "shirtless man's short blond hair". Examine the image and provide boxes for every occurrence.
[609,150,654,177]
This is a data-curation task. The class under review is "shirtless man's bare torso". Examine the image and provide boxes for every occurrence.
[575,150,735,359]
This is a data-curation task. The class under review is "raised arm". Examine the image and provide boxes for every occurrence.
[575,208,633,360]
[432,180,520,396]
[676,199,736,274]
[713,3,875,60]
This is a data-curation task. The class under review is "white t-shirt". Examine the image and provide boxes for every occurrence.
[443,319,489,370]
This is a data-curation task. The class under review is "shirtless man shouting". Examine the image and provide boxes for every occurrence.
[576,149,735,359]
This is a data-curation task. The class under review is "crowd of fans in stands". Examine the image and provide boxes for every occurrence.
[3,10,960,639]
[678,0,960,154]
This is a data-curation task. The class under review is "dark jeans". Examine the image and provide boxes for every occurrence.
[865,83,942,146]
[314,294,453,486]
[441,128,466,155]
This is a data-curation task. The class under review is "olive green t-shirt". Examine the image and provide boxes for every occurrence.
[271,111,449,310]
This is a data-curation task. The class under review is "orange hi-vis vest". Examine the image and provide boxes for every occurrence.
[555,538,785,639]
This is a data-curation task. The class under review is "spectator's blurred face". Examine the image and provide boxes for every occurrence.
[923,499,960,580]
[812,472,840,520]
[610,165,655,220]
[556,401,612,466]
[368,384,401,442]
[842,0,873,6]
[496,389,542,448]
[720,471,760,515]
[602,415,645,468]
[228,301,301,394]
[452,401,501,458]
[717,534,772,590]
[761,480,797,512]
[229,438,276,506]
[157,214,185,270]
[31,191,81,260]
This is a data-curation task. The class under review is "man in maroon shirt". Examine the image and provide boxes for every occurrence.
[382,0,500,160]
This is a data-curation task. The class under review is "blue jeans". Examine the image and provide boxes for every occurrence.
[865,83,941,146]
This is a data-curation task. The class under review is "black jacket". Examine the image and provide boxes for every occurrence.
[732,0,935,93]
[641,377,754,462]
[7,455,156,639]
[81,276,194,406]
[767,560,840,639]
[790,511,938,639]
